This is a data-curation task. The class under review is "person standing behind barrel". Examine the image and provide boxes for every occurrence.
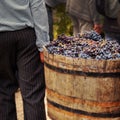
[45,0,66,41]
[96,0,120,44]
[0,0,49,120]
[66,0,102,35]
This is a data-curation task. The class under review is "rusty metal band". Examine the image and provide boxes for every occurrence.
[44,62,120,77]
[47,99,120,118]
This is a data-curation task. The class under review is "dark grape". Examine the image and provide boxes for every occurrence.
[45,32,120,60]
[81,31,102,41]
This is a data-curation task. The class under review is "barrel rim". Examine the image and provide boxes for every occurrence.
[44,47,120,73]
[44,47,120,62]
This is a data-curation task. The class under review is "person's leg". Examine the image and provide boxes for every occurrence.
[69,15,79,35]
[78,19,93,34]
[0,31,18,120]
[16,28,46,120]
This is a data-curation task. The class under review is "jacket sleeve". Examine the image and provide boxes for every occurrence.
[30,0,50,52]
[89,0,102,24]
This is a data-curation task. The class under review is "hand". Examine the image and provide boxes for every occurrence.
[40,52,44,63]
[94,24,103,34]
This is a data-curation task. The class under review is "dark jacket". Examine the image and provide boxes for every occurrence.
[103,0,120,33]
[103,18,120,33]
[117,10,120,27]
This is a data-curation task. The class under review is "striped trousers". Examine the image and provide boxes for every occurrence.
[0,28,46,120]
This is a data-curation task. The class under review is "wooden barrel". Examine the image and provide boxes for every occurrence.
[44,48,120,120]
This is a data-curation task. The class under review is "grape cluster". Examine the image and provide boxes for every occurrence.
[81,31,102,41]
[46,32,120,60]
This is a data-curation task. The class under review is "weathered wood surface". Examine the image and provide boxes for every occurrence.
[44,48,120,120]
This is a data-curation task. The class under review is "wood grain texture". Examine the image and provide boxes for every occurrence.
[44,48,120,120]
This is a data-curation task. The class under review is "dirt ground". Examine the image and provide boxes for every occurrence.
[15,90,52,120]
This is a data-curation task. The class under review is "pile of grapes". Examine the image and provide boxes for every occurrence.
[46,31,120,60]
